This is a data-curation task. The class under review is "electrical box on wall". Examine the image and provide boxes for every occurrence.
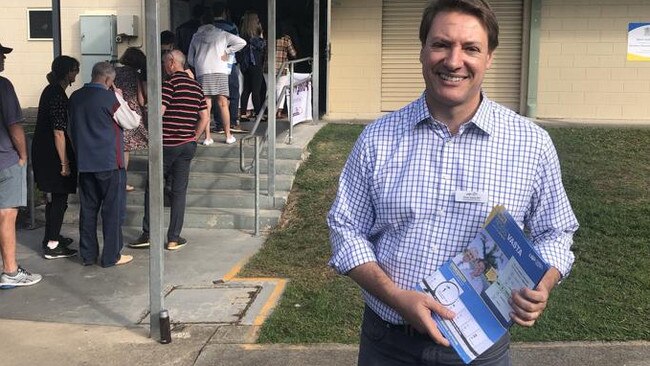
[117,15,138,37]
[79,15,117,83]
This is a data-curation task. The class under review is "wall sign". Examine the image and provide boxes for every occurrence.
[627,22,650,61]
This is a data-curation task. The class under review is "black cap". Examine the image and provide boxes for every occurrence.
[0,43,13,54]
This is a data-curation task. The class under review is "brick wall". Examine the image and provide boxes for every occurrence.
[538,0,650,122]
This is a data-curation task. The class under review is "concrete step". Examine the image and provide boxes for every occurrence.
[69,188,287,210]
[127,157,301,175]
[130,142,306,160]
[123,172,295,191]
[45,205,281,230]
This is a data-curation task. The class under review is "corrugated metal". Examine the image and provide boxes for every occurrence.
[381,0,524,112]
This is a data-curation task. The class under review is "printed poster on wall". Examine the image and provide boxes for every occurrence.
[627,23,650,61]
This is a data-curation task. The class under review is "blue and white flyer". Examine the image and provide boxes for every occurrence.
[418,206,550,364]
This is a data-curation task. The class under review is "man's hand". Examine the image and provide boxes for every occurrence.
[18,158,26,167]
[348,262,455,346]
[392,289,455,346]
[509,267,560,327]
[221,52,229,62]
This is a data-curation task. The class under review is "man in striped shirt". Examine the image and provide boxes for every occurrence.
[130,50,208,251]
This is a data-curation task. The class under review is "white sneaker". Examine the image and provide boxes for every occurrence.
[0,266,43,289]
[202,138,214,146]
[225,136,236,144]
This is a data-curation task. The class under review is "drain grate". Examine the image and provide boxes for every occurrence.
[139,286,260,324]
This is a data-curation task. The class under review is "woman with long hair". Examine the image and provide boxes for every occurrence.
[31,55,80,259]
[115,47,148,191]
[238,11,267,120]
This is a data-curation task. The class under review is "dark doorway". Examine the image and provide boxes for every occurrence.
[171,0,328,116]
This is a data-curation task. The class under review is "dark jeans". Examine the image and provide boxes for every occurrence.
[240,64,265,115]
[358,306,511,366]
[214,64,240,130]
[142,142,196,242]
[42,192,69,247]
[78,169,126,267]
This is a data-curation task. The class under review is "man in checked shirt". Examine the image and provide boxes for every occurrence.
[327,0,579,365]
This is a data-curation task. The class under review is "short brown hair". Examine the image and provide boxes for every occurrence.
[419,0,499,52]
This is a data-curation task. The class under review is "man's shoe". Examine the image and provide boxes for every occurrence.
[59,236,74,247]
[115,254,133,266]
[0,266,43,289]
[225,136,236,144]
[128,233,150,248]
[166,237,187,251]
[44,245,78,260]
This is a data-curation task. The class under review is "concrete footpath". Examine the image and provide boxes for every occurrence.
[2,318,649,365]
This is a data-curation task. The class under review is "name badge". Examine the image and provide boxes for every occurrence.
[455,190,488,203]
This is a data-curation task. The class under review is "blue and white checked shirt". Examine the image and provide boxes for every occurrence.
[328,94,579,324]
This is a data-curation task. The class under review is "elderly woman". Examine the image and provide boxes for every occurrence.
[31,55,80,259]
[115,47,148,191]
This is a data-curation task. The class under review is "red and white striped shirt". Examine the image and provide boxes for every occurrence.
[161,71,207,147]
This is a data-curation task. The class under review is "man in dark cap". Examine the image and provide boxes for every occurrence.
[0,43,43,288]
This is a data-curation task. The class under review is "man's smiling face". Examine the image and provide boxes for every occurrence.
[420,10,493,116]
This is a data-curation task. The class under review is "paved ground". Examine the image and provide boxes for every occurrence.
[3,319,649,366]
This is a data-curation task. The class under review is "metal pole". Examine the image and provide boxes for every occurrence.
[51,0,62,58]
[26,135,36,229]
[254,136,260,236]
[267,0,277,202]
[145,0,165,342]
[288,63,294,144]
[312,0,320,123]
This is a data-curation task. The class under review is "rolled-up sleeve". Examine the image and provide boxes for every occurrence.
[328,130,378,274]
[527,138,579,278]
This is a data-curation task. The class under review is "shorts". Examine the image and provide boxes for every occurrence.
[0,162,27,208]
[198,73,229,97]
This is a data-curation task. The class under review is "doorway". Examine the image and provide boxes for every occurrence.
[170,0,329,116]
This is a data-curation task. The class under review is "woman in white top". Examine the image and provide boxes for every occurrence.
[188,12,246,145]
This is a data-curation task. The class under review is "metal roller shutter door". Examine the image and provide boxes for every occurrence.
[381,0,524,112]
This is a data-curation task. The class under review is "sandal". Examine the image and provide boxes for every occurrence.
[126,185,135,192]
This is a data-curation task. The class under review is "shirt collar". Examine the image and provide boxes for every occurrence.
[84,82,108,90]
[411,92,495,136]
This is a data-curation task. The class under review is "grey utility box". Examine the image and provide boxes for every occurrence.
[79,15,117,83]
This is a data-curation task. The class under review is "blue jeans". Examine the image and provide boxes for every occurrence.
[78,169,126,267]
[358,306,511,366]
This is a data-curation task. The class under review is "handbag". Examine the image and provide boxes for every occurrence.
[113,91,141,130]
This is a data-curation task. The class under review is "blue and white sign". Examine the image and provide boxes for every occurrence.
[627,23,650,61]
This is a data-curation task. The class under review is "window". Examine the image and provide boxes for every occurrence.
[28,9,53,40]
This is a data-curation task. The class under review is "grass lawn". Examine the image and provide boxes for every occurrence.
[239,123,650,343]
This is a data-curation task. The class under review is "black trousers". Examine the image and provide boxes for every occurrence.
[142,142,196,242]
[42,192,69,247]
[214,64,241,129]
[240,65,265,115]
[78,169,126,267]
[358,306,511,366]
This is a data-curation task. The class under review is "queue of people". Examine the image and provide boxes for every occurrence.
[0,38,209,284]
[0,3,302,288]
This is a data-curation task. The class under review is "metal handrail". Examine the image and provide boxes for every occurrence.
[238,57,313,235]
